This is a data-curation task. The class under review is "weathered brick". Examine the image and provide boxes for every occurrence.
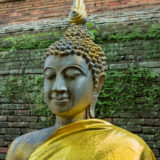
[126,119,138,125]
[21,128,36,134]
[120,112,140,118]
[110,112,120,118]
[29,122,47,129]
[138,119,155,126]
[143,127,155,134]
[103,118,112,123]
[155,134,160,141]
[0,153,6,160]
[139,61,160,68]
[154,127,160,133]
[0,140,8,147]
[157,140,160,147]
[14,110,30,116]
[140,111,158,118]
[123,125,142,133]
[152,149,159,157]
[5,135,19,141]
[8,122,29,128]
[138,134,155,141]
[0,104,30,110]
[0,136,5,141]
[147,141,158,149]
[0,116,7,122]
[1,128,21,135]
[0,110,14,115]
[113,118,127,126]
[0,128,5,134]
[0,147,8,154]
[8,116,38,122]
[109,63,128,70]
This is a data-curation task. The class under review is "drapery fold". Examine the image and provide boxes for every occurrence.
[28,119,155,160]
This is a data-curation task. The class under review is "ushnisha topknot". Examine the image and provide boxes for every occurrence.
[69,0,87,24]
[44,0,106,87]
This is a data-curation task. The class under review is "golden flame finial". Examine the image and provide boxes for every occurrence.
[69,0,87,24]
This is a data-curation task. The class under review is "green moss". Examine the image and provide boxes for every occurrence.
[95,22,160,43]
[0,30,64,52]
[95,68,160,118]
[0,22,160,52]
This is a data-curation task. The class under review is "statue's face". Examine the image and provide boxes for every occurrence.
[44,54,93,117]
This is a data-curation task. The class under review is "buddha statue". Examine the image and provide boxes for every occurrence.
[6,0,155,160]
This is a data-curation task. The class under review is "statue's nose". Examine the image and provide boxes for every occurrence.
[52,75,67,92]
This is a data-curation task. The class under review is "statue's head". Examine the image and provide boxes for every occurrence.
[43,0,106,118]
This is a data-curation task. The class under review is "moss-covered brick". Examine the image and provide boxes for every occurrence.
[155,119,160,126]
[0,116,7,122]
[139,61,160,68]
[120,112,140,118]
[5,135,19,141]
[0,128,21,135]
[0,104,30,110]
[140,111,158,118]
[0,153,6,160]
[126,119,138,125]
[143,127,155,134]
[152,149,160,157]
[147,141,158,149]
[138,119,155,126]
[7,116,38,122]
[29,122,52,129]
[138,134,155,141]
[123,125,142,133]
[112,118,127,126]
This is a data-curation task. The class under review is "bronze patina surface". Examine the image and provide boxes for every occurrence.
[6,0,155,160]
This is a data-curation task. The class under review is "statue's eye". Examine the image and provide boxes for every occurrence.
[64,69,82,79]
[44,69,56,80]
[46,73,56,80]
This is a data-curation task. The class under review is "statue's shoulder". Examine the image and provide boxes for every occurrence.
[6,126,56,160]
[108,124,155,159]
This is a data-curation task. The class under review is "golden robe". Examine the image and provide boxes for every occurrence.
[28,119,155,160]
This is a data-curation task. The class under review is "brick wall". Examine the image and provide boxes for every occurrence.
[0,0,160,26]
[1,5,160,35]
[0,0,160,159]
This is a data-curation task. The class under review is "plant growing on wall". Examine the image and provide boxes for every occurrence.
[96,68,159,118]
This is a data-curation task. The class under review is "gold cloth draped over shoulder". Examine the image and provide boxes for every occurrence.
[28,119,155,160]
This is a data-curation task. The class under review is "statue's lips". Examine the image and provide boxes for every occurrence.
[51,98,70,104]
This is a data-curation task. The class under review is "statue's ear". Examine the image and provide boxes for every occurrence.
[93,73,106,96]
[88,73,105,118]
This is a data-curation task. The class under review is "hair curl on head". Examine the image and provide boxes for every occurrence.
[44,24,106,87]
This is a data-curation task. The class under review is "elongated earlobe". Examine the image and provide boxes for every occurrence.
[94,73,106,95]
[87,73,106,118]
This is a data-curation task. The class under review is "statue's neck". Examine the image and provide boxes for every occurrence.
[55,110,87,130]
